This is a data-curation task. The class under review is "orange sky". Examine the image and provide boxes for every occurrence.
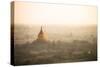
[14,1,97,26]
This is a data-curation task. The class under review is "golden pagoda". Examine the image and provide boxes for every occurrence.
[37,26,48,42]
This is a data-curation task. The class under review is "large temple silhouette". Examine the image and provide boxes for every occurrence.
[36,26,48,42]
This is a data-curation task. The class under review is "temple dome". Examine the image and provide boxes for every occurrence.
[36,26,48,42]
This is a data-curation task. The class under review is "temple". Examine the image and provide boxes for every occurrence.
[36,26,48,42]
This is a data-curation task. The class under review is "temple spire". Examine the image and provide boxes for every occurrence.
[40,26,43,34]
[36,26,48,42]
[41,26,42,31]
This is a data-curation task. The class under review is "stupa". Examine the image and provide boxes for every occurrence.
[36,26,48,42]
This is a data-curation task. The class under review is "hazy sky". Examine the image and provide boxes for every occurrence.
[14,1,97,26]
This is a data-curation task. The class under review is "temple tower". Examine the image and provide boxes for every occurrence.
[37,26,48,42]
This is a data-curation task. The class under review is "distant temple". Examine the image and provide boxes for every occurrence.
[36,26,48,42]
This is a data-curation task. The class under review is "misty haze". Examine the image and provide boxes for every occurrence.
[11,1,97,66]
[13,24,97,65]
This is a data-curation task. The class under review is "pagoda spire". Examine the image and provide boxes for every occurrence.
[36,26,48,42]
[40,26,43,34]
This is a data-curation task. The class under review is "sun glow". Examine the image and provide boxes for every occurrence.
[14,2,97,26]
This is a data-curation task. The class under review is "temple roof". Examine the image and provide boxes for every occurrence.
[39,26,43,34]
[37,26,48,41]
